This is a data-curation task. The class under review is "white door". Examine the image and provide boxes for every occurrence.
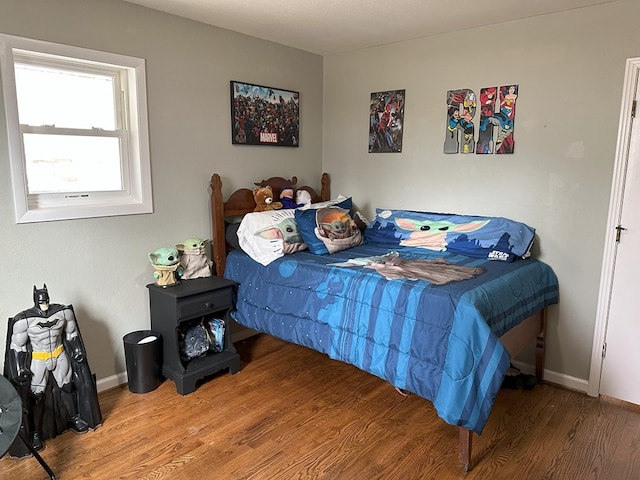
[599,65,640,404]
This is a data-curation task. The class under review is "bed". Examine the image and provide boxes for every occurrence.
[209,172,558,471]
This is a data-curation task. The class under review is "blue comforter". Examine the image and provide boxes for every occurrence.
[224,243,558,434]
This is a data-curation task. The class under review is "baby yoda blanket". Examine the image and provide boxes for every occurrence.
[365,209,536,262]
[225,243,558,434]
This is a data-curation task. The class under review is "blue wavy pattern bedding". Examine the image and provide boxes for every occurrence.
[224,243,558,434]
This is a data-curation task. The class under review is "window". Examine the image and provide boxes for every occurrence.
[0,34,152,223]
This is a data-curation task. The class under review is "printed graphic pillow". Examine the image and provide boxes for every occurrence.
[365,208,535,261]
[295,201,364,255]
[294,197,351,253]
[304,195,369,231]
[237,209,307,265]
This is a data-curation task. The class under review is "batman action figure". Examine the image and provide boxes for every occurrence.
[4,284,102,457]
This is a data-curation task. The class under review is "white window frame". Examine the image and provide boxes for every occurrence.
[0,34,153,223]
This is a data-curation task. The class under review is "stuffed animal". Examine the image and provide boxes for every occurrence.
[176,237,212,280]
[295,189,312,208]
[253,186,282,212]
[280,186,302,209]
[180,323,210,360]
[148,247,183,286]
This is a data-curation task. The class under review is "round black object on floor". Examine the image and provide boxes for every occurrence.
[0,375,56,479]
[123,330,163,393]
[0,374,22,458]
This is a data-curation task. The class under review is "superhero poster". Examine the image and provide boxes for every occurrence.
[444,84,518,154]
[476,85,518,154]
[369,89,405,153]
[230,80,299,147]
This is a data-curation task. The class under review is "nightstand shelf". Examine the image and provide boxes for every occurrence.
[146,276,240,395]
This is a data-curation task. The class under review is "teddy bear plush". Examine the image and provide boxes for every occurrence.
[253,185,282,212]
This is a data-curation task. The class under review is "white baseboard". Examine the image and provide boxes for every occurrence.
[511,360,591,395]
[96,372,128,392]
[99,348,590,397]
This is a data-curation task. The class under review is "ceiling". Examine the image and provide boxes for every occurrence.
[122,0,616,56]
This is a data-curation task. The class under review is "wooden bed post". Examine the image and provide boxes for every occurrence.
[535,307,548,382]
[320,172,330,201]
[455,306,549,470]
[210,173,225,277]
[459,427,472,471]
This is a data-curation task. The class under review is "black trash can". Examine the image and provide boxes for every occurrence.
[123,330,163,393]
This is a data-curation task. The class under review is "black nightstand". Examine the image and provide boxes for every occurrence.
[146,276,241,395]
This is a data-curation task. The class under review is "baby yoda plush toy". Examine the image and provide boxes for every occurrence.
[148,247,183,286]
[176,237,213,280]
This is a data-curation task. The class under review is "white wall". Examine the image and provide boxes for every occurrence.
[323,0,640,385]
[0,0,323,384]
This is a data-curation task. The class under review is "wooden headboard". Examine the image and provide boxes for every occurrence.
[209,173,331,276]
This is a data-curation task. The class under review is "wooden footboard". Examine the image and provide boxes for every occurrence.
[458,307,548,471]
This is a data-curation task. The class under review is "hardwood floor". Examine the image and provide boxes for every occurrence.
[2,333,640,479]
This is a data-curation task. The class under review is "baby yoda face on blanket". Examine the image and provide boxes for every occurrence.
[395,218,489,250]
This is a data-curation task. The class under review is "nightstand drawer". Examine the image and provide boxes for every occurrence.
[178,287,233,319]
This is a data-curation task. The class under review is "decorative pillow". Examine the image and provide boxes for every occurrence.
[237,209,307,265]
[224,221,242,251]
[365,208,535,262]
[300,195,368,231]
[295,198,364,255]
[351,208,369,231]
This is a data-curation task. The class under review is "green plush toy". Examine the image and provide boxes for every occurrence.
[148,247,183,286]
[176,238,212,280]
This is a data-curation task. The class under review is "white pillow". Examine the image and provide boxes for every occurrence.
[297,194,348,211]
[237,209,307,266]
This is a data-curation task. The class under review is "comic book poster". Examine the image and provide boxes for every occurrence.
[476,85,518,154]
[444,84,518,154]
[369,89,405,153]
[444,88,476,154]
[230,80,299,147]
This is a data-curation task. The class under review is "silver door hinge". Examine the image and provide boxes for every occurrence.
[602,342,607,358]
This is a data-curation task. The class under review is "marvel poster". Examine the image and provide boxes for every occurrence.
[369,89,405,153]
[231,80,299,147]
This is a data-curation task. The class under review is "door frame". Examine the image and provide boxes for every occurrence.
[588,57,640,397]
